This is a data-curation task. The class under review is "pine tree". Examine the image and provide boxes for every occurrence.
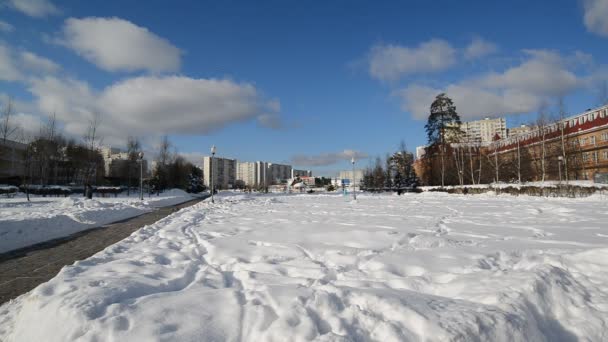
[424,93,461,187]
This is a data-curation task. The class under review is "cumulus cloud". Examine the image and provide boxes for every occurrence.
[368,39,457,81]
[59,17,182,73]
[582,0,608,37]
[396,50,584,120]
[26,75,281,145]
[8,0,59,17]
[21,51,60,74]
[464,37,498,60]
[0,44,22,81]
[291,150,368,167]
[0,43,60,81]
[0,20,14,32]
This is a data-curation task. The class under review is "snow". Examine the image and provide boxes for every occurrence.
[1,192,608,341]
[0,189,196,253]
[422,180,608,191]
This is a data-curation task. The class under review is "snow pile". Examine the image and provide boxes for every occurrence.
[0,190,195,253]
[1,192,607,341]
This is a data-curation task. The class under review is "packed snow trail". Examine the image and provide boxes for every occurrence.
[1,192,608,341]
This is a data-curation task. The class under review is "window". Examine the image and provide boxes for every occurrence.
[602,132,608,141]
[603,151,608,160]
[583,153,589,162]
[593,151,599,163]
[601,110,607,118]
[591,136,596,145]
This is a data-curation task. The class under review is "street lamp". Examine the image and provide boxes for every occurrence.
[351,157,356,200]
[138,152,144,200]
[210,145,216,203]
[558,155,563,182]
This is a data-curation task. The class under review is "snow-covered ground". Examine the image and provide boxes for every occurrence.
[1,192,608,341]
[421,180,608,191]
[0,189,197,253]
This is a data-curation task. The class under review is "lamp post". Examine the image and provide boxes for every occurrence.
[138,152,144,200]
[210,145,216,203]
[558,155,563,183]
[351,157,356,200]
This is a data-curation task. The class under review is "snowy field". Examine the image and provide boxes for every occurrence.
[0,189,196,254]
[1,192,608,341]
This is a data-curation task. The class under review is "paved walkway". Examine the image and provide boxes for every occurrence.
[0,196,208,304]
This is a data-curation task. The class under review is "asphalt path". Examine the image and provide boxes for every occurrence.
[0,195,209,305]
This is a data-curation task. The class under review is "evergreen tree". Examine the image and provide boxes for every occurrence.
[424,93,461,187]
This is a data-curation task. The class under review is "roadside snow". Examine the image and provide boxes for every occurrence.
[0,189,196,253]
[1,192,608,341]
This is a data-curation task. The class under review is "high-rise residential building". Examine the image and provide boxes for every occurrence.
[462,117,507,143]
[235,161,273,187]
[202,156,237,189]
[292,169,312,178]
[267,163,292,184]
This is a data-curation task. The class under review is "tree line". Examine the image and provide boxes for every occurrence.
[0,98,204,198]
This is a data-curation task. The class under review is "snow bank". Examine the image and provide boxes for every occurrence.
[1,192,607,341]
[0,189,195,253]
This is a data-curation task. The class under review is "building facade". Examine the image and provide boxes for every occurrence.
[267,163,292,184]
[292,169,312,178]
[202,156,237,189]
[414,104,608,184]
[460,117,507,143]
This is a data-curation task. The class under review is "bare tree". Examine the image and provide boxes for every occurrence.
[557,96,569,183]
[1,97,19,143]
[535,102,550,182]
[83,113,103,185]
[125,136,141,195]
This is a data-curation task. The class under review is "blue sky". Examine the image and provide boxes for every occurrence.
[1,0,608,176]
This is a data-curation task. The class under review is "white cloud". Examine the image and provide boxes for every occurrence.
[291,150,368,167]
[369,39,456,81]
[464,37,498,60]
[582,0,608,37]
[26,75,281,145]
[8,0,59,17]
[397,50,584,120]
[21,51,60,73]
[0,44,22,81]
[0,43,60,81]
[59,17,182,73]
[0,20,14,32]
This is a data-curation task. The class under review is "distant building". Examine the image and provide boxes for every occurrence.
[268,163,292,184]
[460,117,507,143]
[292,169,312,178]
[236,161,271,187]
[203,156,237,189]
[101,146,147,179]
[508,124,533,137]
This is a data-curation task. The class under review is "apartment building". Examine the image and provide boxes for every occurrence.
[267,163,292,184]
[292,169,312,178]
[202,156,237,189]
[415,104,608,184]
[461,117,507,143]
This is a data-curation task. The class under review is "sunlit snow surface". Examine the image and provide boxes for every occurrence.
[0,189,195,253]
[1,192,608,341]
